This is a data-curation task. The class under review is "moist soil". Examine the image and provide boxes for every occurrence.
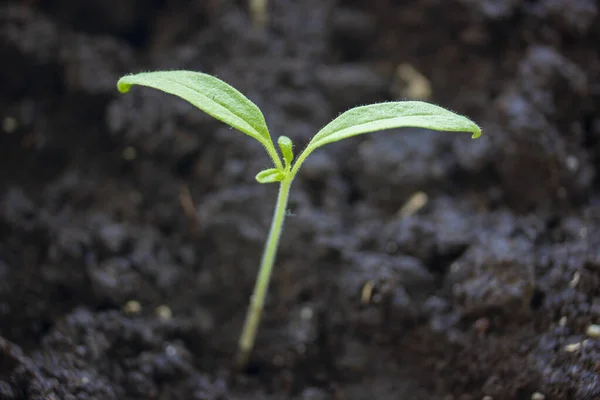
[1,0,599,399]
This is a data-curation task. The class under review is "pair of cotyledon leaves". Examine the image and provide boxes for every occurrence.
[117,70,481,182]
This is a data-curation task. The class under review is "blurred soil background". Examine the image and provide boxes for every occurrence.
[0,0,599,398]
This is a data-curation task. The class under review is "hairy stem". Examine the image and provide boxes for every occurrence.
[237,175,292,368]
[290,143,316,177]
[265,142,284,171]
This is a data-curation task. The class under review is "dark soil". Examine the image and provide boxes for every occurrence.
[1,0,599,398]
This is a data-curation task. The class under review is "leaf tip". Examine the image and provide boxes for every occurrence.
[471,127,482,139]
[116,76,133,94]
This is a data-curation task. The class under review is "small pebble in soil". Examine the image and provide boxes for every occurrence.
[585,324,600,339]
[155,305,172,320]
[2,116,17,133]
[531,392,546,400]
[396,191,428,218]
[565,155,579,172]
[569,271,580,288]
[300,306,314,321]
[165,345,177,356]
[393,63,432,100]
[123,300,141,314]
[564,342,582,352]
[361,281,375,305]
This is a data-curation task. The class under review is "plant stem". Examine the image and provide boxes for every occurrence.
[236,175,293,368]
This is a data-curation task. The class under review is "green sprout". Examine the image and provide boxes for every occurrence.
[116,70,482,368]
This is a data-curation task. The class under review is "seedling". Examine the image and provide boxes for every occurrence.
[116,70,481,368]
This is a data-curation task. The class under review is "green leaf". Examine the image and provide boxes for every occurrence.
[117,70,275,150]
[278,136,294,167]
[256,168,285,183]
[308,101,481,150]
